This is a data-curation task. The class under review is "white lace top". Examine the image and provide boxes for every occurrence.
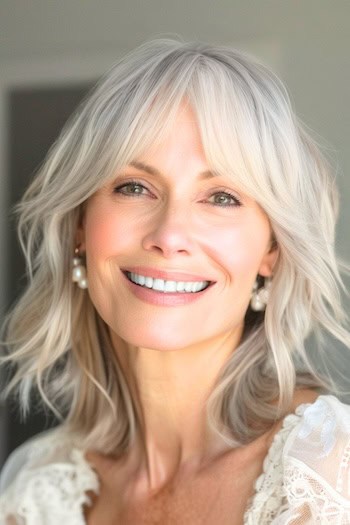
[0,394,350,524]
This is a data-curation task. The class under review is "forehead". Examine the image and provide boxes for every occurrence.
[142,102,203,153]
[114,101,248,193]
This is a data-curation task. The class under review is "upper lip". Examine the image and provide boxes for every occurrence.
[121,266,215,282]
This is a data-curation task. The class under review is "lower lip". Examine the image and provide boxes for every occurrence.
[121,271,216,306]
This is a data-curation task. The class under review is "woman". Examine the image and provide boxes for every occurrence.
[0,38,350,524]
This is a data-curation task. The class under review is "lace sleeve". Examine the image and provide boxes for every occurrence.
[0,439,33,495]
[276,395,350,524]
[0,429,99,525]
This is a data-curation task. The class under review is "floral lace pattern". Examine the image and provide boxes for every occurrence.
[0,432,99,525]
[244,395,350,524]
[282,462,350,523]
[297,397,350,458]
[243,406,306,523]
[1,395,350,524]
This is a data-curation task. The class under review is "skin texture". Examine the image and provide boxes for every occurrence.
[78,101,281,503]
[83,390,320,524]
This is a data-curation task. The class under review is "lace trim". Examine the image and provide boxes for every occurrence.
[339,439,350,494]
[0,432,99,525]
[283,458,350,522]
[243,403,311,524]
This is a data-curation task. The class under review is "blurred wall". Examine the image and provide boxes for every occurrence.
[0,0,349,457]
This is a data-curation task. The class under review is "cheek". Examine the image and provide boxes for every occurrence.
[84,208,131,262]
[83,206,132,318]
[207,222,269,279]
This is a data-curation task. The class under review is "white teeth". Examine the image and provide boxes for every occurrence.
[164,280,177,292]
[127,272,210,293]
[144,276,153,288]
[138,274,146,286]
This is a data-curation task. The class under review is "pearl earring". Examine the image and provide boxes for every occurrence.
[250,276,272,311]
[72,247,88,289]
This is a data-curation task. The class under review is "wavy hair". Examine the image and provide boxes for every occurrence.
[2,37,350,452]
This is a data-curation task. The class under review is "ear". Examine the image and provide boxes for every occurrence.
[258,241,279,278]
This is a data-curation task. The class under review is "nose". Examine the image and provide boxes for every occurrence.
[142,201,196,258]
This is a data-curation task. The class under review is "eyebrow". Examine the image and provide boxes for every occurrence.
[129,161,220,180]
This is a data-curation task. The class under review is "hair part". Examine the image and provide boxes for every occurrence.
[2,37,350,453]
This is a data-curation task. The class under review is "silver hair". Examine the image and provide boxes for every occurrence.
[1,37,350,452]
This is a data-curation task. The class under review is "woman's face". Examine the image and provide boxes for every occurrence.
[79,103,278,352]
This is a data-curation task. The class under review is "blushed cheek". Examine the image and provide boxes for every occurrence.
[85,211,132,264]
[83,209,133,316]
[209,226,268,281]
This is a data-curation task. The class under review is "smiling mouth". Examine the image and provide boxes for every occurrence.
[122,271,214,293]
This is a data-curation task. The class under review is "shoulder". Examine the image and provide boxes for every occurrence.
[0,427,99,523]
[281,394,350,520]
[0,435,34,494]
[0,428,65,493]
[0,428,78,491]
[284,394,350,462]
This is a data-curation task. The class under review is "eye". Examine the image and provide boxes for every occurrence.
[113,180,149,196]
[113,179,242,208]
[207,191,242,208]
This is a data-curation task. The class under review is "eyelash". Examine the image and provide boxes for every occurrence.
[113,179,242,208]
